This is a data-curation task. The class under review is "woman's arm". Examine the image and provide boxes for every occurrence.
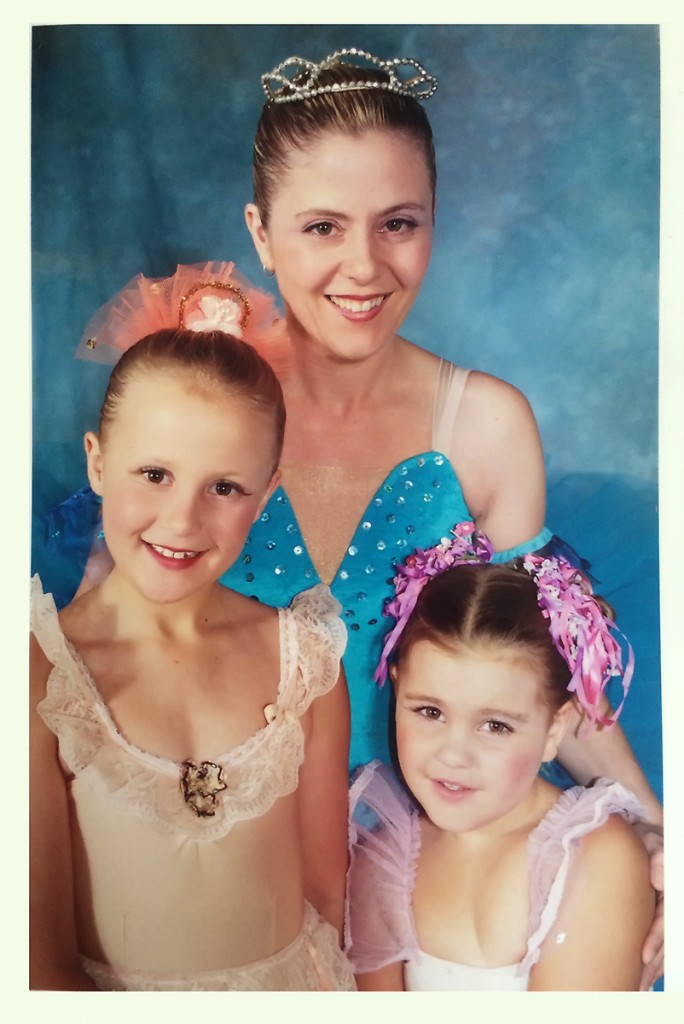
[557,702,663,826]
[297,666,351,939]
[29,636,97,990]
[356,962,405,991]
[451,372,547,551]
[528,813,655,990]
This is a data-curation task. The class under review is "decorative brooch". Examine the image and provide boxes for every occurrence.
[180,759,228,817]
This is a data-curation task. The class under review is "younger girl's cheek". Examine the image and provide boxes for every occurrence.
[506,751,542,787]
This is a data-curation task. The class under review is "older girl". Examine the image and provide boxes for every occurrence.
[30,264,354,990]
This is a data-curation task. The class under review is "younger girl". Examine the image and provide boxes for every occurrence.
[30,263,354,990]
[346,523,654,990]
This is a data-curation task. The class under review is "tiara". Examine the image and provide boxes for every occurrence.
[374,523,633,729]
[75,261,289,366]
[261,47,438,104]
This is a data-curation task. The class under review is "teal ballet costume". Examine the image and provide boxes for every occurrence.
[220,452,551,770]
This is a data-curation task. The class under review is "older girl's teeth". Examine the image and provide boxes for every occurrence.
[329,296,383,313]
[442,782,464,791]
[150,544,198,560]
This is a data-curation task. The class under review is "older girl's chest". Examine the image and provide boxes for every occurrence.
[71,624,283,765]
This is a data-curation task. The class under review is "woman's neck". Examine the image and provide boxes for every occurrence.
[284,327,410,414]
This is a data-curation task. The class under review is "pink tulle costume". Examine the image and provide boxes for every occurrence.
[345,761,645,990]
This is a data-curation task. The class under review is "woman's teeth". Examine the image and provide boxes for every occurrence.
[328,296,384,313]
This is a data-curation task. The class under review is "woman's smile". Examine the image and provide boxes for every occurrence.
[246,129,433,360]
[326,293,387,320]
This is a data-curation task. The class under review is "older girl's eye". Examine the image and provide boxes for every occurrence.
[213,481,237,497]
[482,719,513,736]
[141,467,167,484]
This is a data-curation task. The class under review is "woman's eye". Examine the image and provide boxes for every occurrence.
[482,719,512,736]
[142,468,166,484]
[384,217,416,234]
[305,221,336,237]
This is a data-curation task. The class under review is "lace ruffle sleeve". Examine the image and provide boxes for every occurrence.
[282,584,347,716]
[31,574,107,776]
[345,761,421,973]
[522,779,646,971]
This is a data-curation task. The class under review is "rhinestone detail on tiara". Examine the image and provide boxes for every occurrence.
[262,47,438,104]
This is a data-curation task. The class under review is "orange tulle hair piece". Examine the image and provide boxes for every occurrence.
[75,261,290,368]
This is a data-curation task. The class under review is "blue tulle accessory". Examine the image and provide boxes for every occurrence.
[45,485,102,557]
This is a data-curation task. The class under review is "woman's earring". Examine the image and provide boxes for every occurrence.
[262,264,275,277]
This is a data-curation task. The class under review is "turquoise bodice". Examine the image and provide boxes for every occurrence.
[221,451,471,769]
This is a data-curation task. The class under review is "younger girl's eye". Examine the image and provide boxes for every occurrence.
[415,704,443,722]
[482,719,513,736]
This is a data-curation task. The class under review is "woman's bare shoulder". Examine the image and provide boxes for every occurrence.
[462,368,534,414]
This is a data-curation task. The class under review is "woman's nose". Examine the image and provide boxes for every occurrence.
[341,229,380,283]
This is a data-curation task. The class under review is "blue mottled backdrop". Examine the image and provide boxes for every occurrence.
[31,25,661,807]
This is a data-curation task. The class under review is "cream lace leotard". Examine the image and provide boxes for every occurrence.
[31,577,355,991]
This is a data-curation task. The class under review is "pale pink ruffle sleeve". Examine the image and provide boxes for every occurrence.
[345,760,421,973]
[521,778,646,972]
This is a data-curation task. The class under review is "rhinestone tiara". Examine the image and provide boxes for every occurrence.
[261,47,438,104]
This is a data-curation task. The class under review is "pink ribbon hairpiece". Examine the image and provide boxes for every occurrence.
[374,522,493,687]
[374,522,633,728]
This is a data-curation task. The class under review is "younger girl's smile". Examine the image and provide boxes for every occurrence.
[394,639,570,838]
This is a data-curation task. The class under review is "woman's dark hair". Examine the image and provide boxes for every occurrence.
[253,61,437,223]
[98,328,286,469]
[393,563,573,711]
